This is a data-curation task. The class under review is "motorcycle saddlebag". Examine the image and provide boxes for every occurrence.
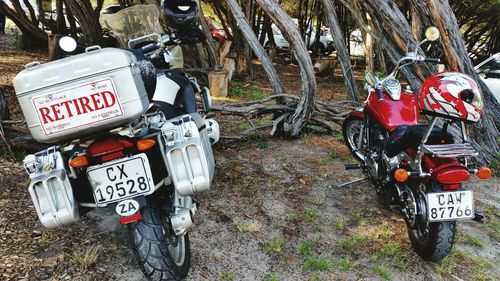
[160,113,216,196]
[23,148,79,229]
[13,47,153,143]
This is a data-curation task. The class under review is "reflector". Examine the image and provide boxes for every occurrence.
[119,213,143,225]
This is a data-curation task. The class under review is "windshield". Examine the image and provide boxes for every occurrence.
[100,4,163,48]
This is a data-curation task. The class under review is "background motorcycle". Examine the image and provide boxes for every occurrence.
[341,27,492,262]
[15,3,218,281]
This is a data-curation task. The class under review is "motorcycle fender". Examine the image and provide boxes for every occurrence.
[348,111,364,119]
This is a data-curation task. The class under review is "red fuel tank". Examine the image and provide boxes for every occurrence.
[365,90,419,132]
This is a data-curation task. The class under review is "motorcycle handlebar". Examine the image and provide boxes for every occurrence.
[424,57,441,64]
[138,43,159,54]
[376,87,384,101]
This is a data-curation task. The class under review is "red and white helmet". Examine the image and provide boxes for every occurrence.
[419,71,483,122]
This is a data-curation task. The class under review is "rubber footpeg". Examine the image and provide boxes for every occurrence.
[344,163,363,170]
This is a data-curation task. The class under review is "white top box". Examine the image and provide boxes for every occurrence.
[14,47,151,143]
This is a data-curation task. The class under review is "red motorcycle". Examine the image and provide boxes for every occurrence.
[341,27,492,261]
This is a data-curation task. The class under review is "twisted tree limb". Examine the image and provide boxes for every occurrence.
[212,94,358,139]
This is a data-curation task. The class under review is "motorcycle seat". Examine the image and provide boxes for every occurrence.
[385,125,455,158]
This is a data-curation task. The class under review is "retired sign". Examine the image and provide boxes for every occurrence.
[32,78,124,135]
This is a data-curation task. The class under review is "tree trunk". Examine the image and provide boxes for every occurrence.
[255,0,317,137]
[55,0,67,34]
[0,1,47,48]
[48,34,64,61]
[244,0,254,78]
[63,0,104,46]
[365,13,374,72]
[198,9,220,69]
[0,88,9,121]
[208,70,229,97]
[223,1,249,79]
[358,0,436,91]
[225,0,284,96]
[321,0,359,102]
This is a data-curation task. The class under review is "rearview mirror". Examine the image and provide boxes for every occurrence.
[365,72,377,87]
[59,36,77,52]
[425,27,440,42]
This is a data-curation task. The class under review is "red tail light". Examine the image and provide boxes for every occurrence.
[87,138,133,162]
[442,184,460,191]
[435,167,470,184]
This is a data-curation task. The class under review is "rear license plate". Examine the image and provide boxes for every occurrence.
[87,154,155,206]
[426,190,474,221]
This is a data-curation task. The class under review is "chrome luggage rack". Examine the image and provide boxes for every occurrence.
[413,117,478,176]
[422,143,478,158]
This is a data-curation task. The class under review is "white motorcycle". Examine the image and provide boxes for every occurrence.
[13,5,218,280]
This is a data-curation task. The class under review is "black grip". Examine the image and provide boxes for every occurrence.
[376,88,384,101]
[425,57,440,64]
[139,44,159,54]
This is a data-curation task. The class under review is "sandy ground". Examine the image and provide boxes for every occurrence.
[1,138,499,281]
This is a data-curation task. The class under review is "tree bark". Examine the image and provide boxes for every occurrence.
[255,0,317,137]
[208,70,229,97]
[320,0,359,102]
[357,0,436,91]
[0,1,48,48]
[198,8,221,69]
[63,0,104,46]
[0,88,9,121]
[225,0,285,96]
[48,34,64,61]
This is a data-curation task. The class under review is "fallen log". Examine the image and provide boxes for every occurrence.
[211,94,359,139]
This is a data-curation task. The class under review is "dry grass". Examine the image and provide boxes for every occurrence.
[68,244,104,269]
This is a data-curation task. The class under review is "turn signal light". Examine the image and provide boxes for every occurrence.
[137,139,156,152]
[394,168,409,183]
[476,167,492,180]
[70,155,89,168]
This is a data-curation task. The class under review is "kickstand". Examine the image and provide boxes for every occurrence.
[334,176,368,188]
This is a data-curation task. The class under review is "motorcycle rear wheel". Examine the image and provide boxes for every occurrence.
[342,115,365,162]
[128,204,191,281]
[407,181,456,262]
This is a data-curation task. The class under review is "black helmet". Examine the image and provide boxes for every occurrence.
[162,0,200,30]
